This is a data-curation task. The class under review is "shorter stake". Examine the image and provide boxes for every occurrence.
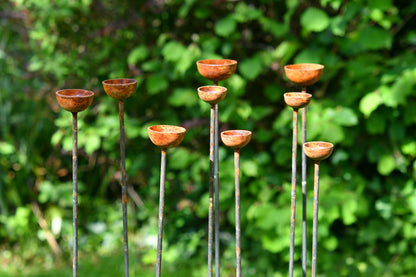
[220,130,252,277]
[148,125,186,277]
[303,141,334,277]
[55,89,94,277]
[156,149,167,277]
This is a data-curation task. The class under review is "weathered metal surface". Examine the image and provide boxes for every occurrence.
[288,109,298,277]
[102,78,137,100]
[234,149,241,277]
[148,126,185,277]
[196,59,237,83]
[72,113,78,277]
[197,86,227,105]
[148,125,186,149]
[196,58,237,277]
[303,141,334,161]
[208,106,214,277]
[284,64,324,277]
[56,89,94,277]
[102,78,136,277]
[220,130,251,277]
[214,104,220,277]
[301,100,307,277]
[284,92,312,110]
[56,89,94,113]
[220,130,252,149]
[284,64,324,86]
[118,100,130,277]
[303,141,333,277]
[156,149,167,277]
[311,161,320,277]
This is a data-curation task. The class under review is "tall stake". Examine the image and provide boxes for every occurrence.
[303,141,333,277]
[148,125,186,277]
[156,149,167,277]
[283,92,312,277]
[196,59,237,277]
[56,89,94,277]
[234,149,241,277]
[72,112,78,277]
[208,105,215,277]
[288,109,298,277]
[119,100,129,277]
[301,86,307,277]
[220,130,251,277]
[214,102,220,277]
[311,161,320,277]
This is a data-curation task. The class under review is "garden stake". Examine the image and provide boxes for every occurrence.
[221,130,252,277]
[303,141,334,277]
[284,64,324,277]
[148,125,186,277]
[197,59,237,277]
[56,89,94,277]
[283,92,312,277]
[197,85,227,276]
[102,79,137,277]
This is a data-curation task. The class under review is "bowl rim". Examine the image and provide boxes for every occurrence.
[56,89,94,98]
[284,63,324,71]
[102,78,138,86]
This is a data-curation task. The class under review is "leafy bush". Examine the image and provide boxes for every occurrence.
[1,0,416,276]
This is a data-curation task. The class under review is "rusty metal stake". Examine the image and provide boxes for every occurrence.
[208,105,215,277]
[311,161,320,277]
[214,102,220,277]
[301,86,307,277]
[220,130,251,277]
[119,100,129,277]
[303,141,333,277]
[72,112,78,277]
[234,149,241,277]
[288,108,298,277]
[156,149,167,277]
[148,125,186,277]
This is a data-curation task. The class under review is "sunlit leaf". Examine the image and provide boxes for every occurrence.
[377,154,395,175]
[300,7,330,32]
[214,16,236,37]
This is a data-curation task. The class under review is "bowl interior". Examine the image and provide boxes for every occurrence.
[304,141,333,150]
[284,92,312,100]
[149,125,186,134]
[102,78,137,86]
[197,59,237,66]
[285,63,324,71]
[222,130,251,137]
[198,86,227,94]
[56,89,94,98]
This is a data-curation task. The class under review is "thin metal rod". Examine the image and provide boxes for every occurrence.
[156,149,167,277]
[301,86,307,277]
[119,100,129,277]
[234,149,241,277]
[72,112,78,277]
[312,161,320,277]
[214,103,220,277]
[288,109,298,277]
[208,105,215,277]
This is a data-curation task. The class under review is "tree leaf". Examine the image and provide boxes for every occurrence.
[300,7,330,32]
[239,55,263,81]
[214,16,236,37]
[127,45,149,65]
[377,154,395,175]
[359,26,393,50]
[359,91,382,117]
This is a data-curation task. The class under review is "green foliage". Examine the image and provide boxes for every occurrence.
[1,0,416,276]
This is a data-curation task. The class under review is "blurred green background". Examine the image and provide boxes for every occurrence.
[1,0,416,276]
